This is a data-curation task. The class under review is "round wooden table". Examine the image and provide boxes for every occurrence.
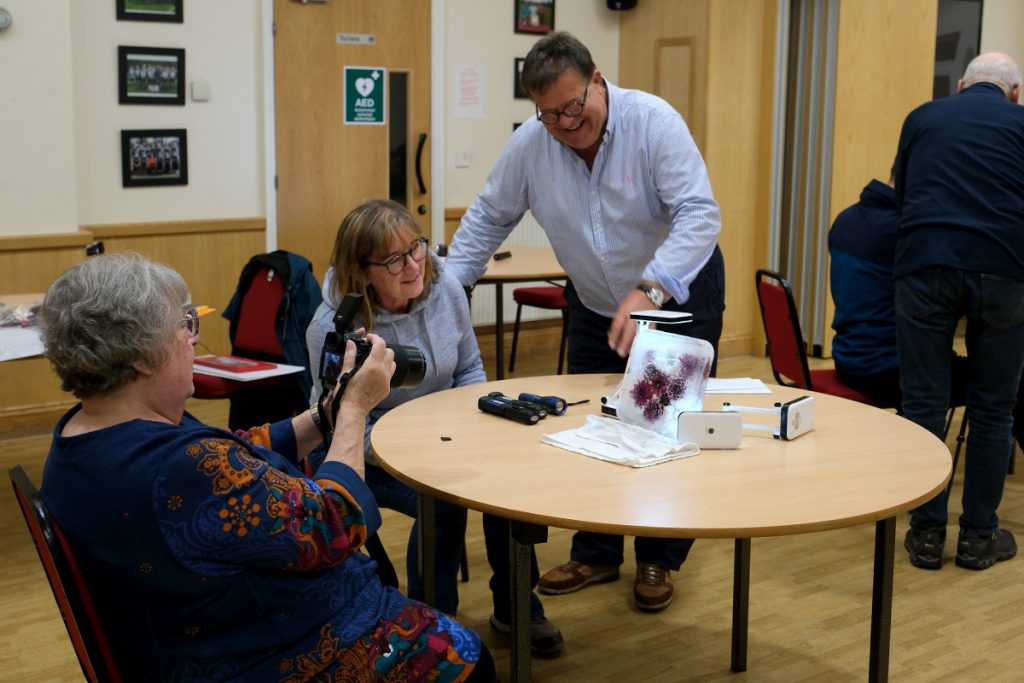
[372,374,951,682]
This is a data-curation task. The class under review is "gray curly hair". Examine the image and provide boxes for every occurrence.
[40,252,190,398]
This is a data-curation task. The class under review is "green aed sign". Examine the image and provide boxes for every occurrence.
[343,66,386,125]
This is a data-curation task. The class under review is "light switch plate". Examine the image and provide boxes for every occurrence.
[190,80,211,102]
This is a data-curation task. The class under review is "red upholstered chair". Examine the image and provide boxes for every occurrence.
[755,268,895,408]
[192,265,287,400]
[194,253,318,431]
[9,465,123,683]
[508,284,569,375]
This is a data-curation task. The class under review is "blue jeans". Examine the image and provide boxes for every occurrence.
[895,269,1024,534]
[564,247,725,569]
[365,464,467,615]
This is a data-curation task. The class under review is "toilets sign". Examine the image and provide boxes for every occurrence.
[344,66,386,125]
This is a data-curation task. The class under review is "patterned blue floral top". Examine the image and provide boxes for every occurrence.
[41,406,482,682]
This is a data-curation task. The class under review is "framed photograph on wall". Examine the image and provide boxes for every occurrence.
[116,0,183,23]
[121,129,188,187]
[514,58,528,99]
[514,0,554,35]
[118,46,185,105]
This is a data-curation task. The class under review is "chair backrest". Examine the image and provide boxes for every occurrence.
[755,268,813,390]
[9,466,122,683]
[233,266,287,358]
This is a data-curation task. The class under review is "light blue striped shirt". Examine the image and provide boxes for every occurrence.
[446,80,721,318]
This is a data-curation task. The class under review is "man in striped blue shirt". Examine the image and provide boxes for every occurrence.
[447,32,725,614]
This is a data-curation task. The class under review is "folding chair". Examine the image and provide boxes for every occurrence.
[755,268,895,408]
[508,284,569,375]
[9,465,122,683]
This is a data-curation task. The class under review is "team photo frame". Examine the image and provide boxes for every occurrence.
[514,0,554,35]
[116,0,183,23]
[118,46,185,105]
[121,128,188,188]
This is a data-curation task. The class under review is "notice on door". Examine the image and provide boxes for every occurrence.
[343,66,386,125]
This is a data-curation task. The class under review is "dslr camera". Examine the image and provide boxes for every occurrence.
[319,292,426,396]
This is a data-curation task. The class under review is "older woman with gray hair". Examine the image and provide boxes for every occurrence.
[38,252,495,682]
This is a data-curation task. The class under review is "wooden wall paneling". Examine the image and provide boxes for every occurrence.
[706,0,772,358]
[620,0,709,154]
[444,206,467,246]
[0,220,265,433]
[621,0,774,358]
[752,0,781,358]
[86,218,267,359]
[0,233,93,432]
[655,38,701,151]
[822,0,938,355]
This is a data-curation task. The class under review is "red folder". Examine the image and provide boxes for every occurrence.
[194,355,276,373]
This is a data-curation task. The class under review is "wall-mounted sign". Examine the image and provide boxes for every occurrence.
[337,33,376,45]
[343,66,386,125]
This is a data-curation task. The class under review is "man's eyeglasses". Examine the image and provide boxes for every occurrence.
[363,237,429,276]
[182,308,200,337]
[536,82,590,125]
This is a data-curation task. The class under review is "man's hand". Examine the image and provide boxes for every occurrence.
[607,288,657,357]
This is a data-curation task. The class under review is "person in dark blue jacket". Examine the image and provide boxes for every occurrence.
[895,52,1024,572]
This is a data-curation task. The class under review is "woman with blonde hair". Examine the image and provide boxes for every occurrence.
[307,199,564,655]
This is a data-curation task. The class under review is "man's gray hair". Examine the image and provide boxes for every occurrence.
[41,252,190,398]
[962,52,1022,96]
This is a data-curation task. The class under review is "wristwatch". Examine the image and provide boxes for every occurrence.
[636,284,666,308]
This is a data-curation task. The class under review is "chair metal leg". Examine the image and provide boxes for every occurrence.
[508,303,524,373]
[557,308,569,375]
[945,416,968,500]
[460,539,469,582]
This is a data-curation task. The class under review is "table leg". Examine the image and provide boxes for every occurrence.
[869,517,895,682]
[731,538,751,672]
[495,282,505,380]
[417,493,436,607]
[509,520,547,683]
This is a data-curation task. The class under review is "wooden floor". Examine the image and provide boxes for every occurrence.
[3,324,1024,681]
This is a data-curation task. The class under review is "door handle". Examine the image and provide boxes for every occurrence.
[415,132,427,194]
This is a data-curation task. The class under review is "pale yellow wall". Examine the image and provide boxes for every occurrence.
[981,0,1024,71]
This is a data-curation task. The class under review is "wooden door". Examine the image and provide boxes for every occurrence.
[273,0,431,282]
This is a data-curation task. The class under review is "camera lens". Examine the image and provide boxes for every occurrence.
[391,344,426,388]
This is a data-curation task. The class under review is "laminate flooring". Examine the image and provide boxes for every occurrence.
[2,324,1022,681]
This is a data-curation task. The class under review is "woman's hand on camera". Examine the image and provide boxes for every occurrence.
[339,334,395,417]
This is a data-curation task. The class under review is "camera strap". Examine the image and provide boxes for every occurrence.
[317,369,355,442]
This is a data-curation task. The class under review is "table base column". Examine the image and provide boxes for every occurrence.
[870,517,895,682]
[509,521,547,683]
[731,537,751,672]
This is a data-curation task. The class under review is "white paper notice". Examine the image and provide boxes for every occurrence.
[454,64,485,119]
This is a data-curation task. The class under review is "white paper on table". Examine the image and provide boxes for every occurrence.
[0,326,44,361]
[192,358,304,382]
[706,377,771,394]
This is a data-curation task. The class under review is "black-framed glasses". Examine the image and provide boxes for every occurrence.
[536,81,590,125]
[363,237,429,276]
[182,308,200,337]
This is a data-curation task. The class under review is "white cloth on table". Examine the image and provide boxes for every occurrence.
[541,415,699,468]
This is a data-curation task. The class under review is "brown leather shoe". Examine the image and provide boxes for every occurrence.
[538,560,620,595]
[633,563,673,611]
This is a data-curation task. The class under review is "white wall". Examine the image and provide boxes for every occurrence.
[444,0,619,206]
[980,0,1024,78]
[70,0,264,225]
[0,0,79,236]
[4,1,1016,241]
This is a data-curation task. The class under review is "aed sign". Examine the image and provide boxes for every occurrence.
[344,66,386,125]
